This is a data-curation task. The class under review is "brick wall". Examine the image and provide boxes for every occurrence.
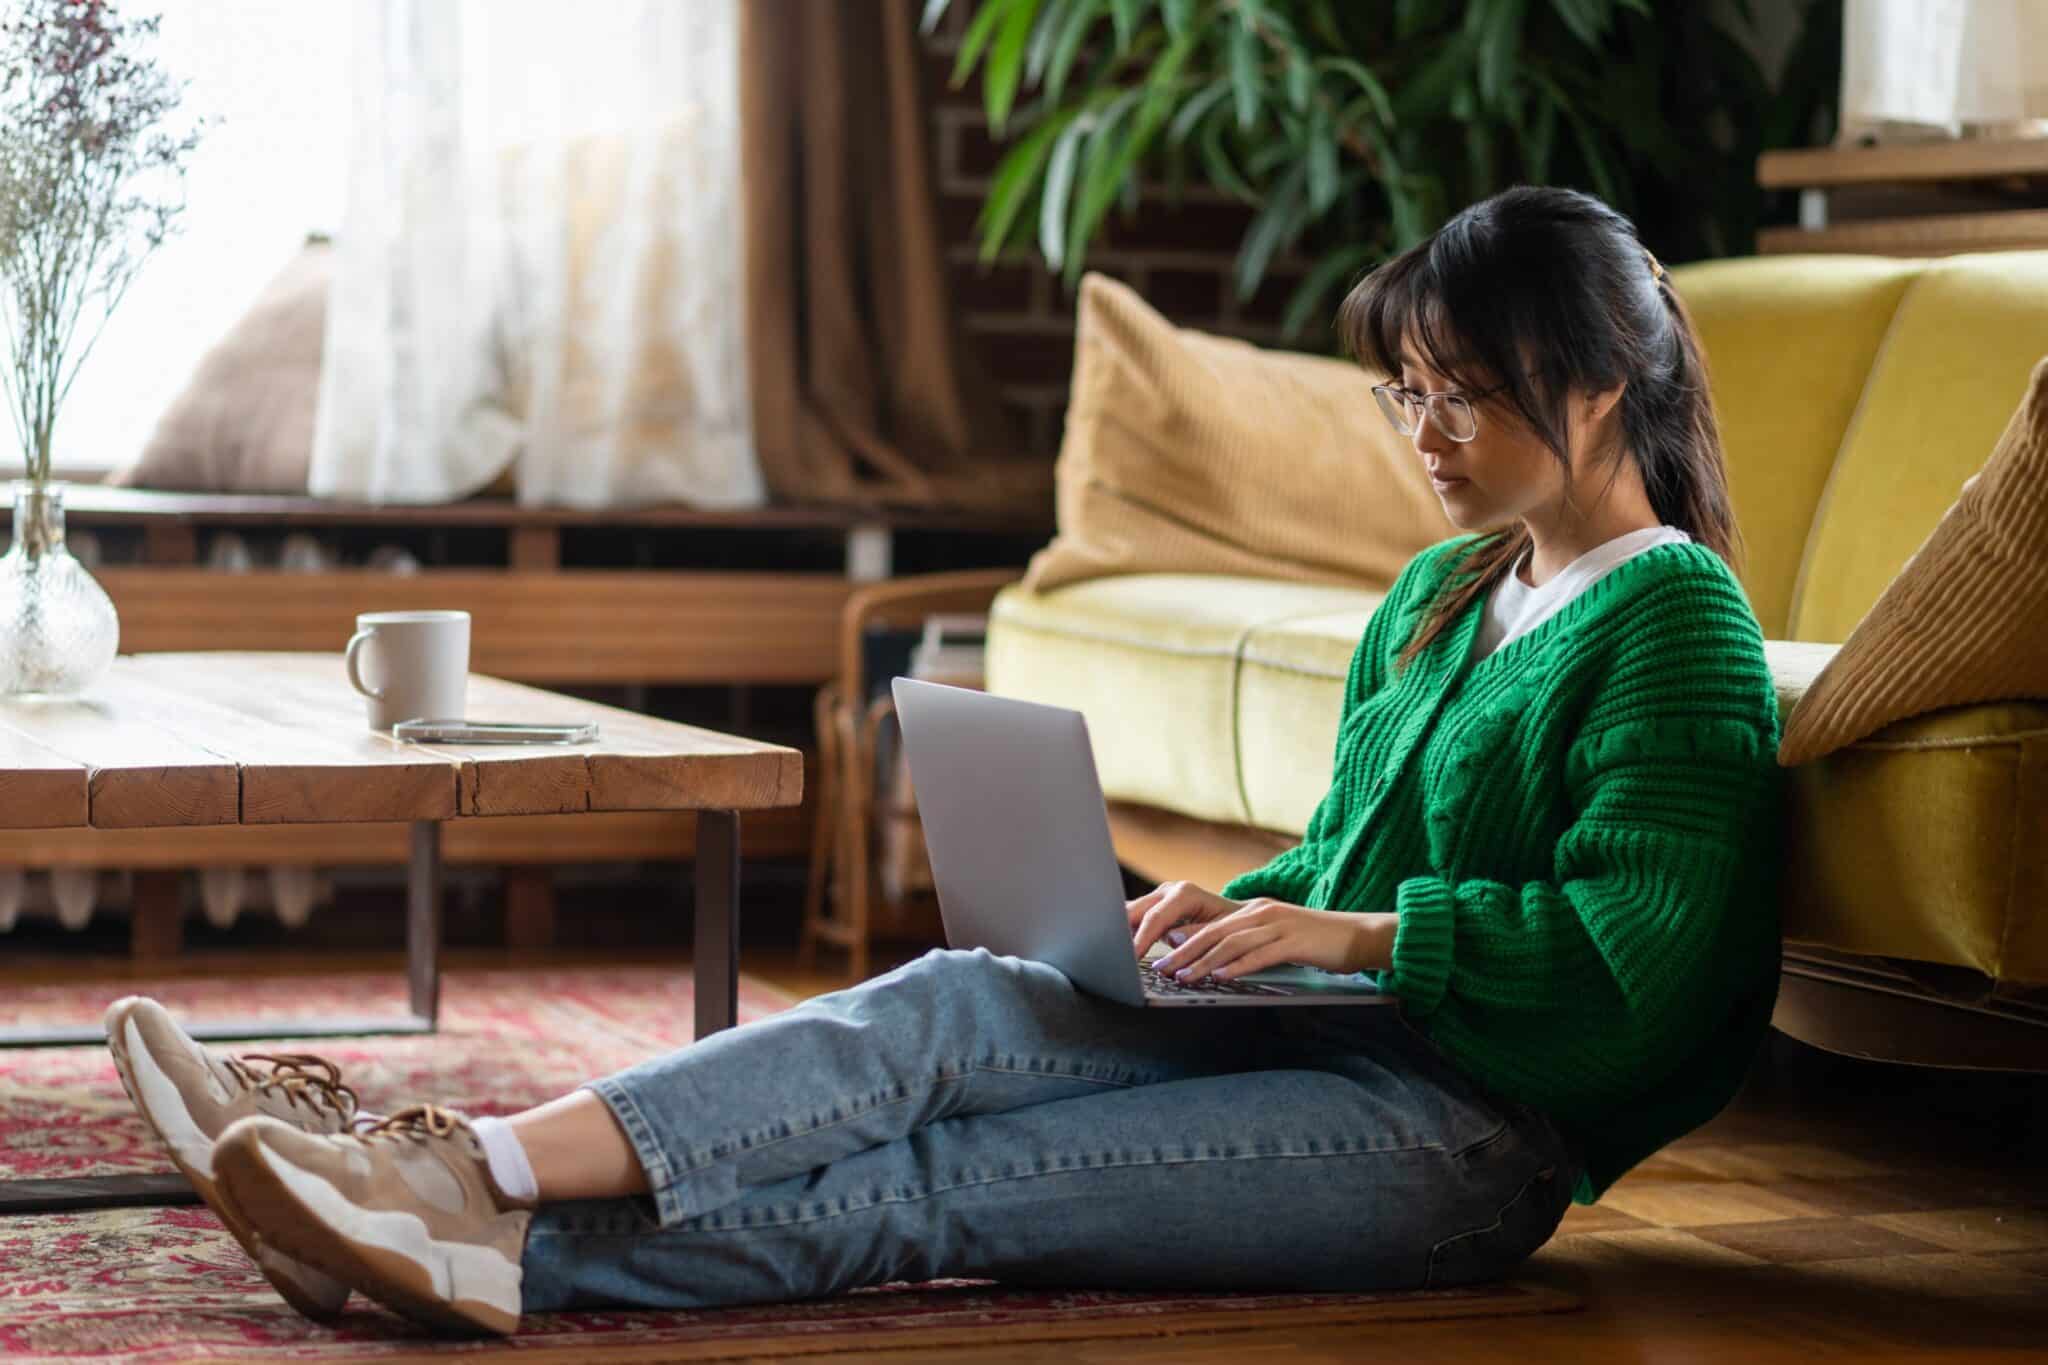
[922,7,1320,463]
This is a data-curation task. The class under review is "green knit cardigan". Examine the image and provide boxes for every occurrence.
[1221,532,1786,1205]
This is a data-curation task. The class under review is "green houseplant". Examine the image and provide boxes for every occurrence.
[0,0,200,698]
[927,0,1839,339]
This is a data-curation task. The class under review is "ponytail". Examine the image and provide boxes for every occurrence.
[1335,186,1742,678]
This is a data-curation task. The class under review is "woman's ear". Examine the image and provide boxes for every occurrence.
[1583,381,1626,427]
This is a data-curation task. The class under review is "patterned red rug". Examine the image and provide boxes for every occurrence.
[0,966,1580,1360]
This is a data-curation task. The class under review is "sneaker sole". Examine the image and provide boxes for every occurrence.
[103,1000,352,1322]
[213,1127,522,1337]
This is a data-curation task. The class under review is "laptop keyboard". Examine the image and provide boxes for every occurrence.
[1139,960,1291,998]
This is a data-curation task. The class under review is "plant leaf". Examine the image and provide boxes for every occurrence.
[1168,77,1233,144]
[1548,0,1610,49]
[1520,87,1558,181]
[1109,0,1143,52]
[953,0,1015,86]
[1236,158,1309,300]
[1307,104,1339,213]
[1316,56,1394,126]
[984,0,1044,134]
[1386,177,1424,251]
[1046,0,1105,102]
[1395,0,1449,40]
[1025,0,1066,85]
[1059,85,1146,281]
[1198,112,1260,202]
[1390,28,1474,121]
[977,105,1081,261]
[1476,0,1526,110]
[1163,0,1195,37]
[1282,241,1380,341]
[1229,16,1262,130]
[1064,20,1202,282]
[1464,118,1496,198]
[1286,50,1313,112]
[1565,105,1620,207]
[1039,111,1094,268]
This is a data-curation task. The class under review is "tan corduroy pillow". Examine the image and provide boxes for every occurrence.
[1016,273,1456,595]
[1779,356,2048,766]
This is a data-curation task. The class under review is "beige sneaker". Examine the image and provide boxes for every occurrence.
[102,995,361,1321]
[211,1103,537,1337]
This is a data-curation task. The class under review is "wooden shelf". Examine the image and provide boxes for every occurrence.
[1759,209,2048,257]
[98,568,854,685]
[1759,137,2048,189]
[1755,136,2048,257]
[49,487,1053,535]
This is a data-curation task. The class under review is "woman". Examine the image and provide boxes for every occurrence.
[104,184,1784,1336]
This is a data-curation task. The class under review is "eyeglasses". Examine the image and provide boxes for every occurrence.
[1371,382,1507,444]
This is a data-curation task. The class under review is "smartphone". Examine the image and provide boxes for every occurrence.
[391,719,600,745]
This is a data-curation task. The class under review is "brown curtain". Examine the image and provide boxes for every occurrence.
[740,0,1053,513]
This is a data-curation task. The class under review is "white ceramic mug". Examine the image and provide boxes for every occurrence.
[344,610,471,731]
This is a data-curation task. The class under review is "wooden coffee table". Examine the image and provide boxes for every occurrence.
[0,651,804,1213]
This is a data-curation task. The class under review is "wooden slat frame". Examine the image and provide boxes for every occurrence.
[1758,210,2048,256]
[57,487,1052,534]
[97,570,854,684]
[1758,138,2048,189]
[0,808,808,868]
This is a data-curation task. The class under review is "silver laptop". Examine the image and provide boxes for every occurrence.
[890,677,1392,1009]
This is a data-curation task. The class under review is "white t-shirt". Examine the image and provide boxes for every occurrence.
[1470,525,1695,661]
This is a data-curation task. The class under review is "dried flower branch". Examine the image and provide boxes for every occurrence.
[0,0,202,482]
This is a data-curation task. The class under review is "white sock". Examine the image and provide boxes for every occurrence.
[470,1115,539,1204]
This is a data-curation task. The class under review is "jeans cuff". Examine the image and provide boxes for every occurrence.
[582,1077,692,1228]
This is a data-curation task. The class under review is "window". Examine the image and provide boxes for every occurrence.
[4,1,348,477]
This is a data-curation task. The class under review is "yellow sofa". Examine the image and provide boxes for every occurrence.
[983,249,2048,1069]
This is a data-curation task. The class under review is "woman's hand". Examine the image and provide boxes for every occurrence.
[1127,881,1392,980]
[1127,880,1241,960]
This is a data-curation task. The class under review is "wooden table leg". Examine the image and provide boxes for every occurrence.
[130,870,184,961]
[409,820,442,1028]
[694,809,739,1040]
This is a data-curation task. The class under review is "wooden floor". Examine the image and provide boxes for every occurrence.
[8,939,2047,1363]
[705,947,2048,1363]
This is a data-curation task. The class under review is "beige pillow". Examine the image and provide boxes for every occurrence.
[1778,356,2048,766]
[1016,272,1456,595]
[107,242,331,494]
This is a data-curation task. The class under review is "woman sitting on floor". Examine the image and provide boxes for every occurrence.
[104,184,1785,1337]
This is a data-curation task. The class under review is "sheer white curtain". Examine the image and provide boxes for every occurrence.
[311,0,764,507]
[1841,0,2048,143]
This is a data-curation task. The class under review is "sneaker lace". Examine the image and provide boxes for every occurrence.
[358,1102,466,1144]
[225,1052,361,1121]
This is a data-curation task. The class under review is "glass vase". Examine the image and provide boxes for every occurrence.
[0,480,120,698]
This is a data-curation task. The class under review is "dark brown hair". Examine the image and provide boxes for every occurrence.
[1335,185,1742,679]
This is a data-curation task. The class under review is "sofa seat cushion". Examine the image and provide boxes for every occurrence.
[990,580,2048,984]
[1772,640,2048,983]
[985,576,1382,826]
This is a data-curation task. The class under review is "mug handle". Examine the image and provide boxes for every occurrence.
[345,628,385,700]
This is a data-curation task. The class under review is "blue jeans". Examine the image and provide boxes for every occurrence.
[519,946,1583,1312]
